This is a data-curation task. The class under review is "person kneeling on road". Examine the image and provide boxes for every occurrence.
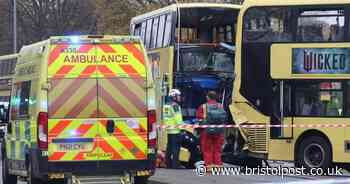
[163,89,184,169]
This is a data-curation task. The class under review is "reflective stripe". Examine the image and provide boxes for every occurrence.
[98,78,146,117]
[117,122,147,156]
[20,142,25,160]
[24,121,31,140]
[11,140,15,159]
[48,79,97,118]
[48,119,147,161]
[15,141,20,160]
[163,104,183,134]
[5,120,32,162]
[15,121,20,140]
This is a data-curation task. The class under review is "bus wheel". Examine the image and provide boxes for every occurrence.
[134,176,149,184]
[2,155,17,184]
[245,157,262,168]
[345,165,350,172]
[296,136,332,172]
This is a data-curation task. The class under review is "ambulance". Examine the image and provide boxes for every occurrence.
[1,35,157,184]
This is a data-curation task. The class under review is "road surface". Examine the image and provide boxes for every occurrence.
[1,143,349,184]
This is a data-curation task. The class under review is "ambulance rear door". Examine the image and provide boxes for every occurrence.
[47,40,101,162]
[95,42,148,161]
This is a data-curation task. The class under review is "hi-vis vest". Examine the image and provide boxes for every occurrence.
[163,103,183,134]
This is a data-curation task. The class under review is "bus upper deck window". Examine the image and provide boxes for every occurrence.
[297,9,345,42]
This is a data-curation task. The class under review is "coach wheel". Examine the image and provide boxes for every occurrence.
[296,136,332,172]
[2,155,18,184]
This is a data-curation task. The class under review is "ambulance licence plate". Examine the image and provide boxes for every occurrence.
[53,138,93,152]
[56,143,92,152]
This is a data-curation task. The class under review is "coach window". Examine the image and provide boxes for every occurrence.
[145,19,153,48]
[157,15,166,48]
[134,24,142,37]
[163,14,173,47]
[151,17,159,49]
[297,9,345,42]
[295,81,343,117]
[140,21,147,44]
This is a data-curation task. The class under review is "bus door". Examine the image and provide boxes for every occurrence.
[271,80,293,139]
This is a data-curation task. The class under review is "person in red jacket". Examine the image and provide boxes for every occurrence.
[196,91,225,167]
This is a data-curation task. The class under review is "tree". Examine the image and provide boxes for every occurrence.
[16,0,97,47]
[0,0,244,54]
[95,0,169,35]
[95,0,243,35]
[0,0,11,55]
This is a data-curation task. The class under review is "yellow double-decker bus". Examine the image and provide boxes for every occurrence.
[130,3,241,167]
[232,0,350,171]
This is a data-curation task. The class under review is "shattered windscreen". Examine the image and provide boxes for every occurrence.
[179,49,234,73]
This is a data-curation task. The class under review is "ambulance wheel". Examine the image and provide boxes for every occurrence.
[134,176,149,184]
[296,136,332,172]
[2,156,18,184]
[27,160,43,184]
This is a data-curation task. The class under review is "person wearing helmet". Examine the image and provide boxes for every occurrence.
[163,89,184,169]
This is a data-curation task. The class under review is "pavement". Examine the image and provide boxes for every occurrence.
[3,165,349,184]
[149,167,350,184]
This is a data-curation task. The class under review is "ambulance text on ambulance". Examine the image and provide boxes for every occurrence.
[64,54,129,64]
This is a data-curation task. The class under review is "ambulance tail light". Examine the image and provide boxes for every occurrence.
[147,110,157,149]
[37,112,48,150]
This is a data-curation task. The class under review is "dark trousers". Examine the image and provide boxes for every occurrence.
[166,133,181,168]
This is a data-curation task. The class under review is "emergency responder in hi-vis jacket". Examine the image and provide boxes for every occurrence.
[163,89,184,169]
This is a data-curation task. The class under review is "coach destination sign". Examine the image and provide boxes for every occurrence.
[292,48,350,74]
